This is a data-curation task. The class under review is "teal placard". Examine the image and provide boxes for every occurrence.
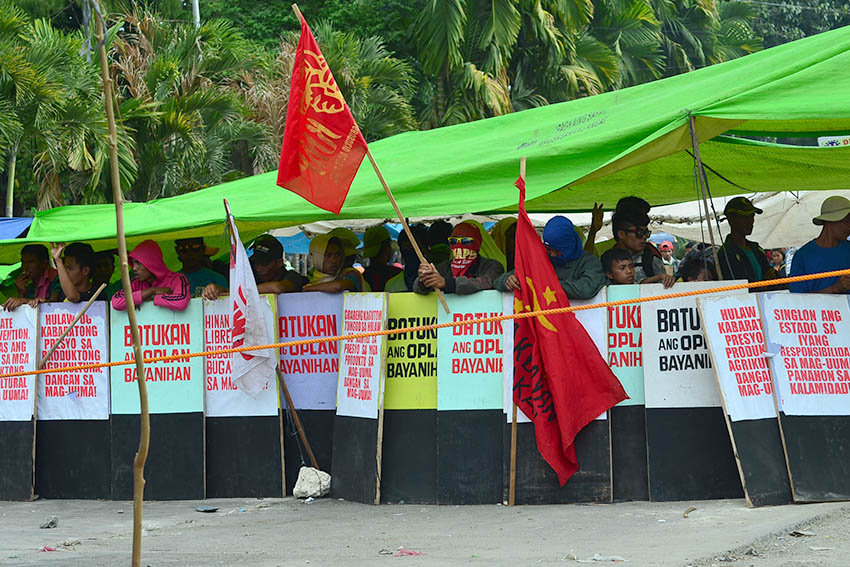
[437,290,504,411]
[606,284,645,406]
[110,298,204,414]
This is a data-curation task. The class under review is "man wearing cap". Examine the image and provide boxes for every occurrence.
[176,237,229,299]
[250,234,305,294]
[362,225,401,292]
[717,197,777,285]
[789,196,850,294]
[659,241,678,274]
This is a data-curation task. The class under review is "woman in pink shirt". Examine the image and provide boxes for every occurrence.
[111,240,190,311]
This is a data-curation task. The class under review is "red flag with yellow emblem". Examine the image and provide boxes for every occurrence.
[277,13,368,214]
[512,175,627,485]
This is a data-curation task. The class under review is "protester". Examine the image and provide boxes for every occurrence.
[427,220,453,265]
[769,249,787,278]
[491,217,518,272]
[585,197,653,257]
[304,234,365,292]
[415,221,504,295]
[92,251,122,299]
[249,234,305,294]
[611,210,674,287]
[51,242,96,302]
[659,241,678,274]
[176,237,229,299]
[112,240,190,311]
[716,197,777,285]
[2,244,60,311]
[328,227,362,266]
[677,248,718,282]
[601,247,635,285]
[496,216,605,299]
[789,196,850,294]
[362,225,402,292]
[386,223,429,293]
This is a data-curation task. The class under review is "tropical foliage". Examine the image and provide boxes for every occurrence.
[1,0,769,213]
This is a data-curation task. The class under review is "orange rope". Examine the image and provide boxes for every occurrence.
[4,268,849,380]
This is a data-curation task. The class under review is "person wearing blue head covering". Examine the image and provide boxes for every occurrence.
[495,215,606,299]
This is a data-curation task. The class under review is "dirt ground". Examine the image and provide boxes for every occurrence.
[0,497,848,566]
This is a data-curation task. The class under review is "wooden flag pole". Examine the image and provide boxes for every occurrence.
[290,4,448,313]
[508,157,526,507]
[37,283,107,369]
[93,4,149,565]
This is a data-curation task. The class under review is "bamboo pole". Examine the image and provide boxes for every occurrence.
[37,283,107,369]
[291,4,448,313]
[508,157,526,507]
[688,116,723,277]
[92,5,149,566]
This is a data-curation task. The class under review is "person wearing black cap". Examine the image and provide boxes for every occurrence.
[250,234,305,294]
[717,197,777,285]
[176,237,229,299]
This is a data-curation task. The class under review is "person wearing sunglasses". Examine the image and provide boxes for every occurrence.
[495,216,606,299]
[612,212,674,288]
[414,221,505,295]
[175,237,229,300]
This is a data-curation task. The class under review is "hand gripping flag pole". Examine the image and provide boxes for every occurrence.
[278,5,449,313]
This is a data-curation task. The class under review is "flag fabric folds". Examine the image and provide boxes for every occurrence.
[277,13,369,214]
[512,175,628,485]
[227,207,277,396]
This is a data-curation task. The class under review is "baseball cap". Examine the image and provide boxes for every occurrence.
[328,227,362,256]
[659,241,673,251]
[362,225,391,258]
[813,196,850,225]
[723,197,762,218]
[250,235,283,264]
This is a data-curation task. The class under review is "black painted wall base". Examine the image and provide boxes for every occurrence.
[283,409,335,495]
[331,414,379,504]
[728,418,792,507]
[206,415,283,498]
[503,419,612,504]
[780,414,850,502]
[36,420,110,499]
[0,420,35,501]
[611,405,649,501]
[646,407,742,501]
[111,413,205,500]
[381,410,437,504]
[437,410,503,505]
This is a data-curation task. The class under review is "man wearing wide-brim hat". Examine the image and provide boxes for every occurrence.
[789,196,850,294]
[717,197,779,286]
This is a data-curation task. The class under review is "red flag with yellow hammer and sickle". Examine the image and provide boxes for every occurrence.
[277,13,368,214]
[512,174,627,485]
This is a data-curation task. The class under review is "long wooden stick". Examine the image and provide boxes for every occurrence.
[277,367,319,469]
[93,6,149,566]
[509,156,526,507]
[688,116,723,277]
[37,283,107,369]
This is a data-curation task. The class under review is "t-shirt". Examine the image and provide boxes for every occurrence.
[789,239,850,293]
[632,252,665,283]
[182,267,228,298]
[742,248,764,281]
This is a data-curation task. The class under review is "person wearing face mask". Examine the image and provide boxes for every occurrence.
[303,234,365,293]
[491,217,518,272]
[495,216,606,299]
[414,221,505,295]
[385,223,429,293]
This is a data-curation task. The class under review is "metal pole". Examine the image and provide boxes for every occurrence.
[688,115,723,278]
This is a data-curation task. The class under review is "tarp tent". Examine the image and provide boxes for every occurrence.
[4,25,850,262]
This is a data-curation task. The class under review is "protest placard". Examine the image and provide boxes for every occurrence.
[384,293,437,410]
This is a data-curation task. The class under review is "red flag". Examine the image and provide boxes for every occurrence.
[277,14,368,214]
[512,175,628,485]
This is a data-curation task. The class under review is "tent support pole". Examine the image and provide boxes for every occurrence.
[688,116,723,278]
[93,4,149,566]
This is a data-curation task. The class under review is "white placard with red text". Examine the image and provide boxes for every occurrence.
[0,305,38,421]
[204,296,278,417]
[699,294,776,422]
[278,293,343,410]
[503,289,609,422]
[336,293,387,419]
[760,293,850,416]
[38,302,109,420]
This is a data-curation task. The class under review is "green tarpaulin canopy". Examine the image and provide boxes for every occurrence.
[5,24,850,263]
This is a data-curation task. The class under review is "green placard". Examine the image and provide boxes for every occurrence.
[606,285,645,406]
[384,293,438,410]
[110,299,204,414]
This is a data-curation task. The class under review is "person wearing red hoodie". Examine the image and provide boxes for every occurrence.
[111,240,191,311]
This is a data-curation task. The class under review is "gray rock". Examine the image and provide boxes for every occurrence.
[293,467,331,499]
